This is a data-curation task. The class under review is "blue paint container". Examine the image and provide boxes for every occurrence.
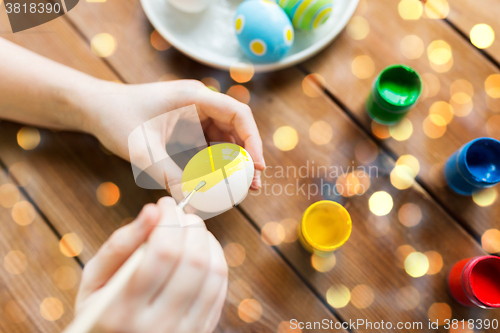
[445,138,500,195]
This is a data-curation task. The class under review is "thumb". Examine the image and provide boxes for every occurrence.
[76,204,161,306]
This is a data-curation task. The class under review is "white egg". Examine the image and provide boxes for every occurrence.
[168,0,212,13]
[181,143,254,214]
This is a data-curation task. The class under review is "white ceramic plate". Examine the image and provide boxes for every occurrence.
[140,0,359,72]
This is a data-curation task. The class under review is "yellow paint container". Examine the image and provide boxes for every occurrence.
[298,200,352,256]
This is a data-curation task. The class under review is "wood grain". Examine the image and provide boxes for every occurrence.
[59,0,500,330]
[0,170,81,333]
[0,7,343,332]
[302,0,500,238]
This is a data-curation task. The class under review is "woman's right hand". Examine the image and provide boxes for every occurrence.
[74,197,228,333]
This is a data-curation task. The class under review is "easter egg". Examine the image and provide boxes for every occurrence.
[168,0,212,13]
[181,143,254,213]
[278,0,334,30]
[235,0,294,62]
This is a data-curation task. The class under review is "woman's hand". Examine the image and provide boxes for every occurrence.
[82,79,265,190]
[74,197,228,333]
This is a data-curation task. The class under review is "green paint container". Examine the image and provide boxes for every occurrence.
[366,65,422,125]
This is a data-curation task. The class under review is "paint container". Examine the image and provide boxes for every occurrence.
[448,256,500,308]
[298,200,351,256]
[366,65,422,125]
[444,137,500,195]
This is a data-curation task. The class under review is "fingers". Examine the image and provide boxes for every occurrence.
[125,197,186,299]
[176,232,228,333]
[77,204,160,302]
[195,88,266,172]
[150,214,211,332]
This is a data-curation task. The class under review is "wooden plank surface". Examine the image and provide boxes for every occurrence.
[0,169,81,332]
[0,8,343,332]
[302,0,500,238]
[59,0,500,330]
[447,0,500,64]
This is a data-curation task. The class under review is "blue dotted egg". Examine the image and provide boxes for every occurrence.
[235,0,294,63]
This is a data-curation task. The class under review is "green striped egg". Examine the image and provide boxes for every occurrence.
[278,0,334,30]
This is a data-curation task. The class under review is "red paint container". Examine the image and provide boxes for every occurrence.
[448,256,500,308]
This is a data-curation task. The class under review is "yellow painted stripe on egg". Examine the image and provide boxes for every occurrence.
[208,146,215,172]
[293,0,315,26]
[312,7,331,29]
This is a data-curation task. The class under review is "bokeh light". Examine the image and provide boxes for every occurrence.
[261,222,285,246]
[470,24,495,49]
[230,64,254,83]
[336,172,360,197]
[472,188,497,207]
[429,101,453,124]
[201,77,221,92]
[390,165,415,190]
[346,16,370,40]
[424,0,450,19]
[273,126,299,151]
[302,73,325,97]
[425,251,443,275]
[396,155,420,175]
[421,73,441,99]
[450,94,473,117]
[224,242,246,267]
[396,286,420,310]
[40,297,64,321]
[369,191,393,216]
[404,252,429,277]
[59,233,83,257]
[4,250,27,275]
[96,182,120,207]
[355,140,378,164]
[350,284,375,309]
[12,201,36,226]
[427,40,452,65]
[0,183,20,208]
[427,40,453,73]
[227,279,252,304]
[398,203,422,227]
[395,244,415,268]
[238,299,262,323]
[485,74,500,98]
[481,229,500,253]
[428,302,451,326]
[53,266,78,290]
[278,321,302,333]
[423,114,447,139]
[366,216,391,237]
[5,300,27,323]
[450,79,473,96]
[17,127,40,150]
[227,85,250,104]
[326,285,351,308]
[9,162,32,186]
[389,118,413,141]
[398,0,423,20]
[150,30,170,51]
[351,55,375,79]
[309,120,333,145]
[311,253,336,272]
[400,35,424,59]
[280,218,299,243]
[91,33,116,57]
[371,121,391,139]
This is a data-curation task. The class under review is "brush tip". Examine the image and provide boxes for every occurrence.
[195,181,206,191]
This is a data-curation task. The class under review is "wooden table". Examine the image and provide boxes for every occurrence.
[1,0,500,332]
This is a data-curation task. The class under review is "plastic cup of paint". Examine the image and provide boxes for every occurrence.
[366,64,422,125]
[444,137,500,195]
[448,256,500,308]
[298,200,352,257]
